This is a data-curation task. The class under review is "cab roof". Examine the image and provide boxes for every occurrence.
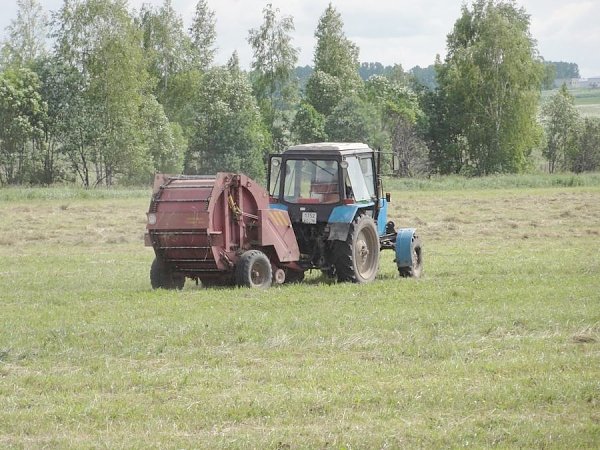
[283,142,373,157]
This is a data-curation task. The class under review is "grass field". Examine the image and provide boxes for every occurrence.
[542,87,600,118]
[572,88,600,118]
[1,179,599,448]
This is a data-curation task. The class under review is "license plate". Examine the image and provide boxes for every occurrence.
[302,212,317,224]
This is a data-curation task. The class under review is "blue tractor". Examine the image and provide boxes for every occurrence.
[268,142,423,283]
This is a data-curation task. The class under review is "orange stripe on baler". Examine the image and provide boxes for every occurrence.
[279,211,289,226]
[271,210,288,227]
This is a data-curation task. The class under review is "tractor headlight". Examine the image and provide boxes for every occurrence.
[147,213,157,225]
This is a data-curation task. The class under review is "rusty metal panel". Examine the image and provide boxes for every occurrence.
[258,209,300,262]
[147,173,300,279]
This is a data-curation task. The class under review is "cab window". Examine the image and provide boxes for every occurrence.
[344,156,373,202]
[283,159,340,204]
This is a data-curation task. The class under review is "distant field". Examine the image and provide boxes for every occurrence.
[542,87,600,118]
[0,181,599,448]
[572,88,600,117]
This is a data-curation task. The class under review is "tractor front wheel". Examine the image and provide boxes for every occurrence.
[150,257,185,290]
[398,236,423,278]
[235,250,273,289]
[333,215,380,283]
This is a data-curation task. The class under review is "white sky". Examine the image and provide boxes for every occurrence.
[1,0,599,77]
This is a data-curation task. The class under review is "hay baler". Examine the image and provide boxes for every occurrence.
[145,143,422,289]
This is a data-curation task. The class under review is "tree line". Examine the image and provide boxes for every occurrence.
[0,0,598,186]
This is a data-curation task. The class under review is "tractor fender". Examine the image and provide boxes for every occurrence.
[395,228,418,268]
[328,222,351,241]
[326,203,375,241]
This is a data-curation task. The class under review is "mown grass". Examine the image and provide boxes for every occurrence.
[0,184,599,448]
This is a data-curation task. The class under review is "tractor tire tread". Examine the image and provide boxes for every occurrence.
[332,214,380,283]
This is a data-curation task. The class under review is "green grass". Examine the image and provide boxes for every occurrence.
[0,185,150,202]
[571,88,600,106]
[384,172,600,191]
[573,88,600,117]
[1,186,599,448]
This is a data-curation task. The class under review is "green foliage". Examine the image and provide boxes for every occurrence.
[158,69,203,138]
[541,84,581,173]
[364,74,427,176]
[294,64,313,91]
[305,69,344,117]
[358,61,387,80]
[549,60,580,79]
[1,0,595,186]
[0,67,47,184]
[358,62,407,83]
[365,75,418,124]
[0,0,48,68]
[138,95,184,177]
[291,101,327,143]
[137,0,194,99]
[542,62,557,90]
[540,61,580,90]
[312,4,361,84]
[324,95,378,144]
[185,65,268,181]
[572,118,600,173]
[408,64,437,89]
[436,0,544,175]
[419,87,464,175]
[33,56,83,184]
[248,3,298,152]
[47,0,180,186]
[189,0,216,69]
[306,4,362,115]
[35,55,98,186]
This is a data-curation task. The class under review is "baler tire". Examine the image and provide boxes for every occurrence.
[150,257,185,290]
[333,214,380,283]
[398,236,423,278]
[235,250,272,289]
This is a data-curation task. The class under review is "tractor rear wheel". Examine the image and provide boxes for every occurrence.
[399,236,423,278]
[235,250,272,288]
[150,257,185,290]
[333,215,380,283]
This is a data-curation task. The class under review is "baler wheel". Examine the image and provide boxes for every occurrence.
[398,236,423,278]
[333,214,380,283]
[150,257,185,290]
[235,250,272,289]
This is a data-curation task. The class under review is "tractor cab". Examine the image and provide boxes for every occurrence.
[267,143,397,280]
[268,143,382,227]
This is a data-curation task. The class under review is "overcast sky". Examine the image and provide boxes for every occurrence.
[1,0,599,77]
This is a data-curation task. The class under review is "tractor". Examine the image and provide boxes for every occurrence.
[145,142,422,289]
